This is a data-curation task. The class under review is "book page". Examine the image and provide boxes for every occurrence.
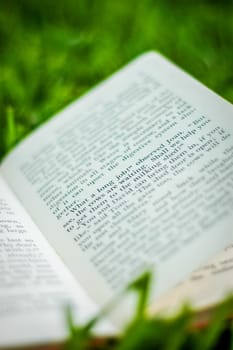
[0,176,113,347]
[150,244,233,314]
[1,52,233,326]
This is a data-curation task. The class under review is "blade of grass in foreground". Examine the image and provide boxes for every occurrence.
[65,272,233,350]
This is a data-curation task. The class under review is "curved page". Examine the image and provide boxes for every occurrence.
[0,177,114,347]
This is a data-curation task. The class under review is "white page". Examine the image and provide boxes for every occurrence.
[0,176,114,347]
[1,52,233,326]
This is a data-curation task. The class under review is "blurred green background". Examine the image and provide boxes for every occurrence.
[0,0,233,159]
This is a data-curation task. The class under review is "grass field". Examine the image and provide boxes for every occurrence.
[0,0,233,159]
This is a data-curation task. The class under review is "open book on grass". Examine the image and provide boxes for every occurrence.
[0,52,233,348]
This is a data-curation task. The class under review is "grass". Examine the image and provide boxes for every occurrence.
[65,272,233,350]
[1,1,233,348]
[0,0,233,158]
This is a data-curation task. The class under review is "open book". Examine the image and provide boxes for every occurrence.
[0,52,233,348]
